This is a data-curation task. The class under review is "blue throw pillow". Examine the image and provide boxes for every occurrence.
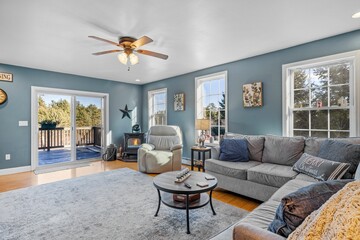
[219,138,249,162]
[268,179,352,237]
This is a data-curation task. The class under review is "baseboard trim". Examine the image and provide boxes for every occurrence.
[0,166,32,175]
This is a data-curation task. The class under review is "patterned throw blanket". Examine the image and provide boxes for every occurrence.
[288,181,360,240]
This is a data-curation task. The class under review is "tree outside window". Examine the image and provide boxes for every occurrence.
[291,62,352,138]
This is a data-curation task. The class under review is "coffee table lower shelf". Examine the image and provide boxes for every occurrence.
[161,192,210,209]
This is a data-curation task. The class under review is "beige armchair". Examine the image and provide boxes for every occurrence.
[137,125,183,173]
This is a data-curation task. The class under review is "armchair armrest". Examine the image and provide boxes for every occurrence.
[170,144,183,151]
[139,143,155,151]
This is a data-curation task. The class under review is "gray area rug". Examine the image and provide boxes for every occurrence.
[0,168,248,240]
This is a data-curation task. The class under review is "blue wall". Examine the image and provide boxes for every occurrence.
[0,64,142,169]
[2,30,360,168]
[142,30,360,158]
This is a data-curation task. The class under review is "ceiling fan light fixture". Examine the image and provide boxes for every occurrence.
[129,53,139,65]
[352,11,360,18]
[118,52,128,65]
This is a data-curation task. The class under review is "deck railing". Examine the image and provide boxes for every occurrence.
[38,126,102,151]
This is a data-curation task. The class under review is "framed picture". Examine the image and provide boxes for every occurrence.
[0,72,13,82]
[243,82,263,107]
[174,93,185,111]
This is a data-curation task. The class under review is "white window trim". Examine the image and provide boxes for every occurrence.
[148,88,167,127]
[195,71,228,144]
[282,50,360,137]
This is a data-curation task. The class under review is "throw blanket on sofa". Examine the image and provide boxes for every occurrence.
[288,181,360,240]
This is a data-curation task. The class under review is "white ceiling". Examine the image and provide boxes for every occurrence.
[0,0,360,85]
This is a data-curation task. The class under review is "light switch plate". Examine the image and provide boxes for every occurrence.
[5,154,10,160]
[19,121,28,126]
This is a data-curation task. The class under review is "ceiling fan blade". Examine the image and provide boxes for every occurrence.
[92,50,122,55]
[88,36,120,47]
[136,49,168,60]
[131,36,153,49]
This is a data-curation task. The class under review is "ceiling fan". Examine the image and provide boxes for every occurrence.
[88,35,168,66]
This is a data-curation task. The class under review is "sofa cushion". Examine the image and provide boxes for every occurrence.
[304,137,360,156]
[268,179,352,237]
[262,136,304,166]
[247,163,298,188]
[271,179,314,203]
[205,159,261,180]
[225,133,265,162]
[234,223,286,240]
[219,138,249,162]
[293,153,350,181]
[294,173,319,182]
[304,137,326,156]
[239,199,280,229]
[318,140,360,178]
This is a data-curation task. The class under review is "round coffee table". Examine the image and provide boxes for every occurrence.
[153,171,218,234]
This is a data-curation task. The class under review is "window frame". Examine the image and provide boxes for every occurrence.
[148,88,167,127]
[282,50,360,137]
[195,71,228,144]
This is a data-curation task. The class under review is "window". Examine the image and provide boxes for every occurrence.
[283,51,360,138]
[195,71,227,143]
[148,88,167,127]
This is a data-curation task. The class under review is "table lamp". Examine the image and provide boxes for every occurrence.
[195,119,210,148]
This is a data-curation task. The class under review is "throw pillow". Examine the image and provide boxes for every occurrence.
[318,140,360,178]
[219,138,249,162]
[268,179,352,237]
[224,133,265,162]
[293,153,350,181]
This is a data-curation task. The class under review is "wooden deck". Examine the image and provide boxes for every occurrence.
[38,146,101,165]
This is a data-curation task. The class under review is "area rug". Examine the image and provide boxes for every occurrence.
[0,168,248,240]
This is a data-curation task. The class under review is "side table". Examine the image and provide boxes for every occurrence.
[191,146,211,172]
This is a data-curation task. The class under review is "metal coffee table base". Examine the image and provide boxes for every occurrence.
[154,189,216,234]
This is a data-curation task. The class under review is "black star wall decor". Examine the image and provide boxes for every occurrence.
[119,104,133,119]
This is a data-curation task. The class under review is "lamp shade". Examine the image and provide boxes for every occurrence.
[195,119,210,130]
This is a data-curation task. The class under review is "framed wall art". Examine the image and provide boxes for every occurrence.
[0,72,13,82]
[174,93,185,111]
[243,82,263,107]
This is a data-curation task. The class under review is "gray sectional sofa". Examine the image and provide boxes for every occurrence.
[207,133,360,240]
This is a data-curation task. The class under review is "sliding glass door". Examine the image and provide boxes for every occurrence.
[75,96,103,160]
[32,87,108,169]
[37,93,73,166]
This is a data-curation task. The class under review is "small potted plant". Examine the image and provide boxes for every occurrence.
[39,120,59,129]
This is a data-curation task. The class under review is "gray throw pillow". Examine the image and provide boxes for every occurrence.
[318,140,360,178]
[293,153,350,181]
[268,179,352,237]
[262,135,305,166]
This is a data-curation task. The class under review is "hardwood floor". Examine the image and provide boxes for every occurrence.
[0,160,261,211]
